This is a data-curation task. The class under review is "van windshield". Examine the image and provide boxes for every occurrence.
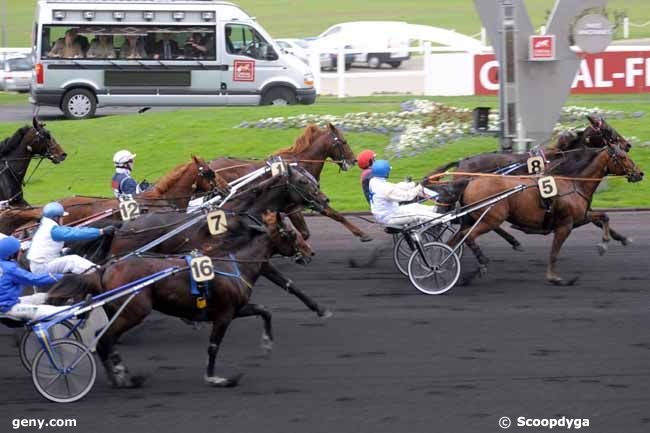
[40,25,216,61]
[225,24,277,61]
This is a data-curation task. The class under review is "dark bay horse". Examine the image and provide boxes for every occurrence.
[208,123,372,241]
[1,156,226,236]
[0,118,67,206]
[425,116,633,250]
[49,211,314,388]
[447,142,643,285]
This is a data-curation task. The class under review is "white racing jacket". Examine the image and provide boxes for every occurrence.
[368,177,423,224]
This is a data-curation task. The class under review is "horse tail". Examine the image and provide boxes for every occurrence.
[48,269,104,304]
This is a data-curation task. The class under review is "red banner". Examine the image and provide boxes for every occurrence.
[474,50,650,95]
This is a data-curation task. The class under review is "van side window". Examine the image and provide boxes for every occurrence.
[225,24,278,61]
[40,26,216,61]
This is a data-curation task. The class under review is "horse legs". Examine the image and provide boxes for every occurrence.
[319,205,373,242]
[236,303,274,354]
[287,212,312,241]
[448,222,493,285]
[590,214,630,248]
[261,262,332,318]
[586,211,611,255]
[546,222,575,284]
[205,312,242,387]
[493,227,524,251]
[96,314,146,389]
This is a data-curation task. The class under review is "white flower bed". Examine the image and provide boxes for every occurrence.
[237,100,641,158]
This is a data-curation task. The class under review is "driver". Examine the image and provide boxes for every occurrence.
[111,150,150,198]
[368,160,442,226]
[27,203,115,275]
[0,236,67,321]
[357,149,376,204]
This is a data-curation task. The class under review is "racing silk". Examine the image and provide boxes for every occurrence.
[26,217,102,264]
[360,169,373,204]
[111,168,139,198]
[0,260,61,313]
[368,177,422,224]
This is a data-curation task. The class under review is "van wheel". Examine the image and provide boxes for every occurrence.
[62,88,96,120]
[262,88,296,106]
[389,61,402,69]
[368,55,381,69]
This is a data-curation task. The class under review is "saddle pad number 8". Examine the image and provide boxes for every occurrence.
[190,256,214,282]
[119,198,140,221]
[537,176,558,198]
[527,156,545,174]
[207,210,228,235]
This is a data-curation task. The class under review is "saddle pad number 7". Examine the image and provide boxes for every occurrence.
[207,210,228,235]
[190,256,214,282]
[537,176,558,198]
[119,199,140,221]
[527,156,545,174]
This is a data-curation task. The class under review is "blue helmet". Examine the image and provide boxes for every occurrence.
[43,202,67,219]
[0,236,21,259]
[371,160,391,178]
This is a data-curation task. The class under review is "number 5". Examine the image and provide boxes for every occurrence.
[537,176,558,198]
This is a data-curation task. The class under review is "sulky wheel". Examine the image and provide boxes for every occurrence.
[20,320,82,372]
[407,242,461,295]
[393,225,462,276]
[32,339,97,403]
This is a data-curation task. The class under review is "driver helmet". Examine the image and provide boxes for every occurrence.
[113,150,136,170]
[371,160,391,178]
[357,150,376,170]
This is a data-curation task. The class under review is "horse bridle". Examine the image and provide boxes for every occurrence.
[328,130,353,170]
[196,165,230,197]
[29,126,60,161]
[605,144,635,178]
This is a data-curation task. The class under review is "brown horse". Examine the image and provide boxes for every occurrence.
[2,156,227,236]
[208,123,372,241]
[447,142,643,285]
[425,116,633,250]
[49,210,314,388]
[0,118,67,206]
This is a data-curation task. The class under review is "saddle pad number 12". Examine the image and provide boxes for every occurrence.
[538,176,558,198]
[271,162,287,177]
[207,210,228,235]
[527,156,545,174]
[119,198,140,221]
[190,256,214,282]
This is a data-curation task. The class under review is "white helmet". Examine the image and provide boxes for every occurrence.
[113,150,136,168]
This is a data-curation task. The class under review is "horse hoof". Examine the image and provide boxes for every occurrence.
[359,234,373,243]
[347,258,359,268]
[621,237,633,246]
[512,244,524,252]
[478,265,488,278]
[128,375,147,389]
[205,373,243,388]
[597,243,608,256]
[261,335,273,354]
[318,309,333,319]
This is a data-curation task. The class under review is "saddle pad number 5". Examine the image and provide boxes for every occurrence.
[538,176,558,198]
[190,256,214,282]
[527,156,545,174]
[207,210,228,235]
[119,199,140,221]
[271,162,287,177]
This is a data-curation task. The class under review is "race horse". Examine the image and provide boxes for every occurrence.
[0,118,67,206]
[0,156,227,236]
[424,116,634,251]
[49,210,314,388]
[446,142,643,285]
[208,123,372,242]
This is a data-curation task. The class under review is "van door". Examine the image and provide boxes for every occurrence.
[220,22,283,105]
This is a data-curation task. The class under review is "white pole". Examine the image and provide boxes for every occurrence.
[1,0,7,67]
[337,43,345,98]
[309,47,321,94]
[540,25,546,35]
[480,27,487,46]
[423,41,433,96]
[623,16,629,39]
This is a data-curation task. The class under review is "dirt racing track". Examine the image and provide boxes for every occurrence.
[1,212,649,433]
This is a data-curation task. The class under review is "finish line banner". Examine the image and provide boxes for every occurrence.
[474,49,650,95]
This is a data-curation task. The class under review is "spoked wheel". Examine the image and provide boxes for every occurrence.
[393,224,462,276]
[20,321,82,372]
[32,339,97,403]
[407,242,461,295]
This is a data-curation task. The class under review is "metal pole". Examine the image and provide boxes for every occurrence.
[499,0,517,152]
[1,0,7,67]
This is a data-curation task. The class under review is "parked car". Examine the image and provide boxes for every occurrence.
[1,55,33,92]
[313,21,411,69]
[276,38,310,64]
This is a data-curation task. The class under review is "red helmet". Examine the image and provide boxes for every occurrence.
[357,150,376,169]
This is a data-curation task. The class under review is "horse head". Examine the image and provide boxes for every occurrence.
[584,115,631,152]
[190,155,230,196]
[28,117,67,163]
[261,209,315,264]
[324,123,356,171]
[605,142,643,183]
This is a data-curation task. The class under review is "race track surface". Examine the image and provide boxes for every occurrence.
[1,213,649,433]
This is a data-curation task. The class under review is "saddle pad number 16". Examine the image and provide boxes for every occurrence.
[527,156,545,174]
[190,256,214,282]
[119,198,140,221]
[207,210,228,235]
[537,176,558,198]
